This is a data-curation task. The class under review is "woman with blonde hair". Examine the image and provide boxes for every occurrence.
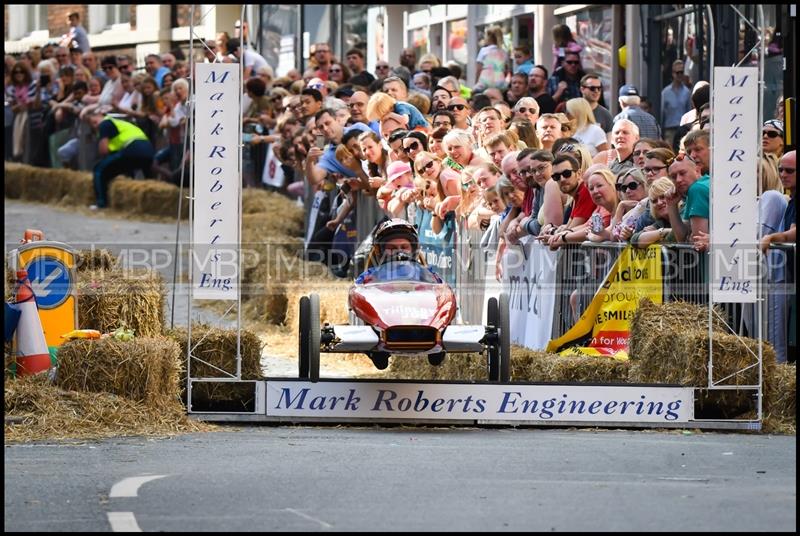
[414,151,462,216]
[584,167,620,242]
[508,118,540,149]
[512,96,540,125]
[566,97,608,156]
[417,53,441,72]
[629,177,675,248]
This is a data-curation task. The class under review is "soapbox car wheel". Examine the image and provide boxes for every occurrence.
[428,351,446,366]
[298,294,321,382]
[486,293,511,383]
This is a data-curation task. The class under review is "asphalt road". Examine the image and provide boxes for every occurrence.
[4,427,796,532]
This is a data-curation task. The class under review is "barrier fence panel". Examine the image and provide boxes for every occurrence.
[454,223,486,325]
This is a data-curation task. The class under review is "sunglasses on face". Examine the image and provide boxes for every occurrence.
[582,85,602,91]
[329,68,341,73]
[447,104,467,111]
[417,161,435,173]
[762,130,781,138]
[516,107,536,114]
[673,70,684,75]
[403,141,420,153]
[778,166,795,174]
[551,169,576,182]
[102,65,116,71]
[632,150,650,157]
[644,165,667,175]
[376,65,390,70]
[616,181,640,193]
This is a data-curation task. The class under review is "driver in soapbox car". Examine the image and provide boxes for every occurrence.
[297,219,510,383]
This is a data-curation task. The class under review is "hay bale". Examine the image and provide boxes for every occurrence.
[511,347,631,383]
[242,189,305,232]
[166,324,264,380]
[763,363,796,434]
[76,268,165,336]
[166,324,265,406]
[109,178,181,218]
[55,336,181,408]
[57,171,96,206]
[5,162,25,199]
[629,299,730,361]
[385,352,489,381]
[284,280,352,328]
[4,375,212,443]
[75,248,119,272]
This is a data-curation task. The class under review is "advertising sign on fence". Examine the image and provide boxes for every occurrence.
[711,66,759,304]
[547,245,662,359]
[504,239,557,349]
[266,381,694,423]
[193,63,241,300]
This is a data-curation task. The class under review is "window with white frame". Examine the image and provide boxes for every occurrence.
[8,5,48,40]
[89,4,131,34]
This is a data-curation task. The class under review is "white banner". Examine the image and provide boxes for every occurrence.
[193,64,241,300]
[503,238,557,349]
[266,381,694,423]
[261,143,285,188]
[711,67,759,303]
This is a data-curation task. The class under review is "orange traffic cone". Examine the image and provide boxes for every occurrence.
[13,270,52,376]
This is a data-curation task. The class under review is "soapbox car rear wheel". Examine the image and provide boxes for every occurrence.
[486,293,511,383]
[298,294,321,382]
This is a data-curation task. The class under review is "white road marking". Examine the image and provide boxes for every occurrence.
[284,508,333,529]
[110,475,168,498]
[107,512,142,532]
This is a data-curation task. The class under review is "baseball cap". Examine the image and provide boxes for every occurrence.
[386,161,412,183]
[306,77,326,91]
[618,84,639,97]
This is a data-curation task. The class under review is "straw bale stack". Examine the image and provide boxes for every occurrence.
[166,325,265,408]
[629,299,730,360]
[762,363,796,434]
[76,268,165,336]
[385,346,631,383]
[385,352,489,381]
[55,336,182,408]
[4,162,95,205]
[4,375,212,443]
[109,178,186,218]
[166,324,264,380]
[511,347,631,383]
[284,280,352,328]
[75,248,119,272]
[242,189,305,232]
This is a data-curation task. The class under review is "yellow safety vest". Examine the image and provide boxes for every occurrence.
[105,116,148,153]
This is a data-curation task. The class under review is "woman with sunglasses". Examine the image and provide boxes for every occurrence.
[610,168,648,242]
[512,96,540,125]
[328,62,351,85]
[762,119,784,159]
[456,165,484,230]
[413,150,461,203]
[632,137,670,170]
[402,131,428,165]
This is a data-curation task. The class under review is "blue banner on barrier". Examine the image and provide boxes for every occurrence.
[417,209,455,286]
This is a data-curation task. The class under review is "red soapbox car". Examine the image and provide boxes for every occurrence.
[298,260,510,383]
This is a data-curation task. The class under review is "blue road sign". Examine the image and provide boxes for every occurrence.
[25,256,73,309]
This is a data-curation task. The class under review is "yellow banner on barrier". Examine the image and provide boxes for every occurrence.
[546,245,663,360]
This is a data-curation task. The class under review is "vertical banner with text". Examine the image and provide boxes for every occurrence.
[193,63,241,300]
[711,67,758,303]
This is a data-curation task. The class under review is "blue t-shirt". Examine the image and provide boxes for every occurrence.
[394,101,429,130]
[782,195,795,233]
[318,124,372,178]
[681,174,710,221]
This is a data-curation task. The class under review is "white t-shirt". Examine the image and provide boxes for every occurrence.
[574,124,607,156]
[243,49,269,72]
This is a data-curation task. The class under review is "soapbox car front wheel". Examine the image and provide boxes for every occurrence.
[486,293,511,383]
[298,294,321,382]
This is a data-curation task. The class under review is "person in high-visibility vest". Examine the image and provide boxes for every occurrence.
[87,108,155,209]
